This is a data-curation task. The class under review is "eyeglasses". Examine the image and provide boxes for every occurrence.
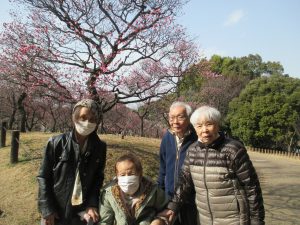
[169,115,187,122]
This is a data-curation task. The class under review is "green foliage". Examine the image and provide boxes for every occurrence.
[227,75,300,150]
[143,94,178,127]
[210,55,223,74]
[209,54,285,79]
[177,59,209,95]
[177,54,285,99]
[167,54,291,146]
[262,61,284,76]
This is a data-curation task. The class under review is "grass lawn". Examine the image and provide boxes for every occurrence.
[0,132,161,225]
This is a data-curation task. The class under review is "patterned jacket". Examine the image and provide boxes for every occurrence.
[99,177,168,225]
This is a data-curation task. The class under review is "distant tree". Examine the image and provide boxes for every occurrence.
[177,58,214,96]
[145,94,178,128]
[0,83,18,129]
[194,75,249,119]
[0,20,78,132]
[175,54,286,121]
[227,75,300,151]
[210,54,284,79]
[0,21,77,101]
[103,103,136,136]
[262,61,285,76]
[25,101,47,131]
[209,55,223,74]
[134,100,151,137]
[17,92,27,132]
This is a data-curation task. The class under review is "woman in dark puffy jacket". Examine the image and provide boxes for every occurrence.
[161,105,265,225]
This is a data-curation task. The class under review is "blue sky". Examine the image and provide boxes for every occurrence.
[1,0,299,78]
[177,0,300,78]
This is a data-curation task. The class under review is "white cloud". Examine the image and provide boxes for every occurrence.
[224,9,245,26]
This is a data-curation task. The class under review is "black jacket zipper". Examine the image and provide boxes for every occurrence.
[203,146,213,224]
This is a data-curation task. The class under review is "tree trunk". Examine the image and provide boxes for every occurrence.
[288,132,296,152]
[8,93,17,129]
[51,119,57,132]
[26,110,36,131]
[140,118,144,137]
[98,117,105,134]
[9,109,16,130]
[49,106,57,132]
[17,92,27,133]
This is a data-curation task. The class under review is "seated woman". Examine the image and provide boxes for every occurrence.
[98,153,168,225]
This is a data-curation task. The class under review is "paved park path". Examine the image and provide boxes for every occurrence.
[249,152,300,225]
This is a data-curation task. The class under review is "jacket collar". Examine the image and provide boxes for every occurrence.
[169,124,196,139]
[197,132,225,149]
[110,177,153,219]
[65,129,98,158]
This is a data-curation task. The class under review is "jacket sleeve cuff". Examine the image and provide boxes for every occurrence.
[39,201,56,218]
[167,201,179,214]
[86,195,99,208]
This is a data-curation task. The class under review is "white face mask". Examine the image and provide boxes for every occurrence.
[117,175,140,195]
[75,120,97,136]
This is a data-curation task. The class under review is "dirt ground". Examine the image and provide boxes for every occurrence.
[248,152,300,225]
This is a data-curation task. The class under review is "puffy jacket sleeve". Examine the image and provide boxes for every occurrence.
[233,146,265,225]
[98,189,115,225]
[167,149,194,213]
[37,137,57,218]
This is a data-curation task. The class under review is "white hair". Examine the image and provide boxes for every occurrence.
[190,106,221,126]
[169,101,193,117]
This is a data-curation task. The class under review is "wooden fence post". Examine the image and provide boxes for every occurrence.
[0,121,7,148]
[10,130,20,164]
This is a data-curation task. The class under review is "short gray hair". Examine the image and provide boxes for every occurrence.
[169,101,192,117]
[190,105,221,126]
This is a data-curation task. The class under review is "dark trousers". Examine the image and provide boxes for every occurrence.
[173,203,198,225]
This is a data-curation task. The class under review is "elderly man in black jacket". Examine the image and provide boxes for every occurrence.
[38,99,107,225]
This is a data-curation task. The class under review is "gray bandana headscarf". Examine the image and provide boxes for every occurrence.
[73,99,101,123]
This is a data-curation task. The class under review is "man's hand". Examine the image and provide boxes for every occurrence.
[150,218,166,225]
[43,213,59,225]
[157,209,175,224]
[84,207,99,223]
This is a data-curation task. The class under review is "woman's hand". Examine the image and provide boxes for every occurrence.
[157,209,175,224]
[150,218,167,225]
[43,213,59,225]
[84,207,100,223]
